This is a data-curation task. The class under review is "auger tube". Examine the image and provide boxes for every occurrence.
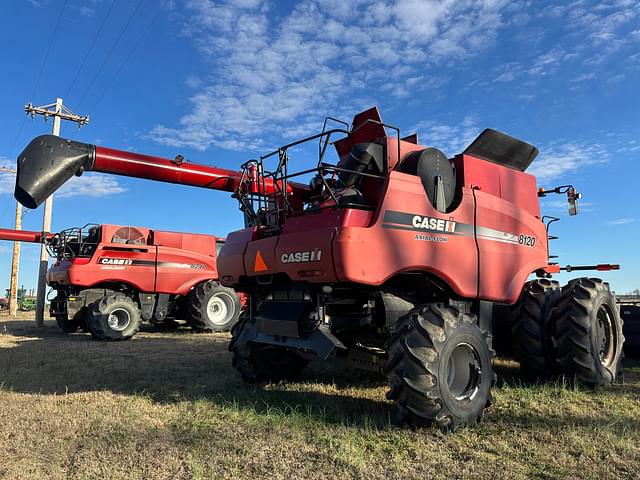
[15,135,308,209]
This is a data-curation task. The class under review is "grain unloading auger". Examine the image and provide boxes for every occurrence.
[15,107,623,430]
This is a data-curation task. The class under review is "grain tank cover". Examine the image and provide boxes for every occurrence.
[464,129,538,172]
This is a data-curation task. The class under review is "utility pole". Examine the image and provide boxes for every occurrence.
[24,98,89,326]
[0,167,21,317]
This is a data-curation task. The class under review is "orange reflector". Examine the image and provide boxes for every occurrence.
[544,264,561,274]
[254,251,268,272]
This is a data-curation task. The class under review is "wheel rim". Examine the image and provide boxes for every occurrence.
[206,292,236,326]
[596,303,617,368]
[447,342,482,401]
[107,308,131,332]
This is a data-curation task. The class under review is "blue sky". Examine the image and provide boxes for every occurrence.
[0,0,638,296]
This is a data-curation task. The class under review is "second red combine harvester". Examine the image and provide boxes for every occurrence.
[0,224,241,340]
[14,107,623,430]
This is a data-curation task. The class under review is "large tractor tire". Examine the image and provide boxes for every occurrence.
[229,314,308,382]
[550,278,624,386]
[55,307,88,334]
[188,281,241,332]
[384,303,494,431]
[87,294,141,341]
[510,278,561,378]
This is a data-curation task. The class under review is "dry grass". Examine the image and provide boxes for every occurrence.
[1,318,639,479]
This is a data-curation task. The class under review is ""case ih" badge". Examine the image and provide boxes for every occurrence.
[280,249,322,264]
[99,258,133,265]
[412,215,457,233]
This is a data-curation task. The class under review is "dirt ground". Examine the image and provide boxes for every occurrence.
[1,317,639,479]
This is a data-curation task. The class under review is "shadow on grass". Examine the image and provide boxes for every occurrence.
[1,320,638,431]
[0,320,392,428]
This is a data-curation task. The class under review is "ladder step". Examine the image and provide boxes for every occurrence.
[549,255,559,259]
[548,236,559,240]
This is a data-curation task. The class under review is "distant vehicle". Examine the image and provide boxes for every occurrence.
[618,297,640,354]
[2,287,36,311]
[0,225,243,340]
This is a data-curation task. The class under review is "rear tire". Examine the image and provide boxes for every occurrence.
[188,281,241,332]
[550,278,624,386]
[55,307,87,334]
[510,279,561,378]
[230,314,308,382]
[87,294,141,341]
[384,304,495,431]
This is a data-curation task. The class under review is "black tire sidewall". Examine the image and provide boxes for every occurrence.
[89,296,141,340]
[587,288,623,382]
[194,284,241,332]
[437,325,493,422]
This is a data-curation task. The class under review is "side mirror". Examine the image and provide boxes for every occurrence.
[567,187,581,216]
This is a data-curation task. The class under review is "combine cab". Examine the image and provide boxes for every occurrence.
[13,107,623,429]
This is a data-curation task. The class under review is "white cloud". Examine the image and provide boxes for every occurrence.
[409,115,480,155]
[148,0,512,151]
[79,5,95,17]
[528,142,610,182]
[607,217,635,226]
[0,159,126,201]
[57,173,127,199]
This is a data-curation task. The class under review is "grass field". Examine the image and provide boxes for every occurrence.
[1,318,639,479]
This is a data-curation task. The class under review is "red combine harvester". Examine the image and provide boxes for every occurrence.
[14,107,623,429]
[0,225,241,340]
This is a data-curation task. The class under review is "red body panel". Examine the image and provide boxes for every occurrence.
[47,224,219,295]
[220,135,548,305]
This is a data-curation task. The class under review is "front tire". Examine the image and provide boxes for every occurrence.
[550,278,624,385]
[384,304,495,431]
[230,314,308,382]
[87,294,141,341]
[188,281,241,332]
[55,307,87,334]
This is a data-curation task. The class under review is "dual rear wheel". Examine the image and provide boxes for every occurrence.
[509,277,624,385]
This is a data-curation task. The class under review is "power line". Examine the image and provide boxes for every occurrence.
[86,0,171,116]
[8,0,68,158]
[29,0,69,102]
[7,115,29,158]
[74,0,146,110]
[64,0,117,100]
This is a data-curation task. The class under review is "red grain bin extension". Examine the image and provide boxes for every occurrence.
[14,107,623,429]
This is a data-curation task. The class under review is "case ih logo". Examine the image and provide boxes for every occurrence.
[411,215,457,233]
[280,249,322,264]
[99,258,133,266]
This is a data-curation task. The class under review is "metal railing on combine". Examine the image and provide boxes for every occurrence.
[47,224,101,259]
[235,117,400,231]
